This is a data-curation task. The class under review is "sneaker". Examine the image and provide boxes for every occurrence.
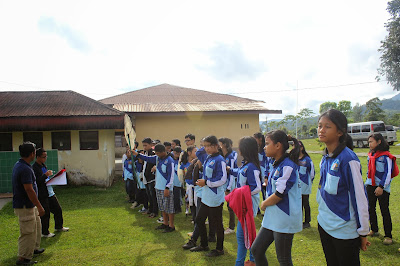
[182,239,196,250]
[190,245,210,252]
[157,217,164,223]
[42,233,55,238]
[367,230,379,237]
[148,213,156,218]
[224,228,235,235]
[55,227,69,232]
[162,226,176,233]
[155,224,169,230]
[303,223,311,229]
[16,259,37,265]
[33,248,45,254]
[138,207,148,213]
[130,202,139,209]
[383,237,393,245]
[206,249,224,257]
[187,232,193,237]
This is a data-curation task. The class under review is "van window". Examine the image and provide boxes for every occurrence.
[361,125,370,133]
[372,123,385,132]
[352,126,360,133]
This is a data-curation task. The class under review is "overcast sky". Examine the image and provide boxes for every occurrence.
[0,0,397,120]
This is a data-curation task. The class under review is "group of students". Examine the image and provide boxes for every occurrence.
[122,109,398,266]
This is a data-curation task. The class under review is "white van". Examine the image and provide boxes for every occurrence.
[347,121,387,148]
[385,125,398,145]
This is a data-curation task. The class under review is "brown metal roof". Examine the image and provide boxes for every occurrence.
[0,90,123,117]
[101,83,281,114]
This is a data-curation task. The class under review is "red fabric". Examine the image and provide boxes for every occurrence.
[368,151,399,186]
[225,185,256,249]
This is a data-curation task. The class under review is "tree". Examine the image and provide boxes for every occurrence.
[377,0,400,90]
[352,103,364,122]
[387,112,400,126]
[319,102,337,114]
[337,100,352,117]
[365,97,385,121]
[309,127,317,137]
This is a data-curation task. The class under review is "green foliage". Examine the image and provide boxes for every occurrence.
[309,127,317,136]
[387,112,400,126]
[337,100,352,117]
[319,102,337,114]
[365,97,386,121]
[377,0,400,90]
[352,103,364,122]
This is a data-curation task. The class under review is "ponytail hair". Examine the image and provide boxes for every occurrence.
[180,151,189,165]
[218,137,233,157]
[253,132,265,153]
[298,140,310,158]
[238,136,261,170]
[266,130,300,164]
[319,109,353,150]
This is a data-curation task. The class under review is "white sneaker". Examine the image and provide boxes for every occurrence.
[138,207,148,213]
[130,202,139,209]
[42,233,55,238]
[224,228,235,235]
[157,217,164,223]
[55,227,69,232]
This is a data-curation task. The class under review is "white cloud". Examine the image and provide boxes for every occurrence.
[0,0,397,119]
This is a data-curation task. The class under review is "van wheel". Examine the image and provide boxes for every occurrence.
[357,140,364,148]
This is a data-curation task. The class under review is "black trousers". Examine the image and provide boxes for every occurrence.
[145,182,158,215]
[136,188,148,209]
[173,186,182,213]
[302,195,311,223]
[227,202,235,230]
[39,195,64,234]
[366,185,392,238]
[125,179,136,202]
[195,202,224,251]
[192,197,215,243]
[318,224,360,266]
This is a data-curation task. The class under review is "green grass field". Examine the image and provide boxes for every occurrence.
[1,145,400,265]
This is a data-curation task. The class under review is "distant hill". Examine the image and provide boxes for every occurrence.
[259,93,400,132]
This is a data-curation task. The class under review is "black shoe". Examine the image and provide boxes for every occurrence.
[16,259,37,265]
[190,245,210,252]
[206,249,225,257]
[33,248,45,254]
[303,222,311,229]
[182,239,196,249]
[208,237,216,242]
[155,224,168,230]
[162,226,176,233]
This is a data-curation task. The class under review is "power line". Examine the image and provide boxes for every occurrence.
[0,79,388,97]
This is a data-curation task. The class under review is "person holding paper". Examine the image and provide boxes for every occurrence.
[33,148,69,238]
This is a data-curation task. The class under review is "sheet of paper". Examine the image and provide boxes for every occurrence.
[46,170,67,186]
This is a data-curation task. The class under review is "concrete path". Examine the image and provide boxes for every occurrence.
[0,198,12,210]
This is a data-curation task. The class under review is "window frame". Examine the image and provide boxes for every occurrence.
[79,131,99,150]
[51,131,72,151]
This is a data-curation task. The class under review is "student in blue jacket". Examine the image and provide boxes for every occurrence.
[191,135,227,257]
[298,140,315,229]
[228,136,261,266]
[218,137,238,235]
[254,132,268,201]
[365,132,397,245]
[317,109,370,266]
[131,144,176,233]
[251,130,302,266]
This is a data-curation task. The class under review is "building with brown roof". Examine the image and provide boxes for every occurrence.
[101,83,281,150]
[0,91,124,192]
